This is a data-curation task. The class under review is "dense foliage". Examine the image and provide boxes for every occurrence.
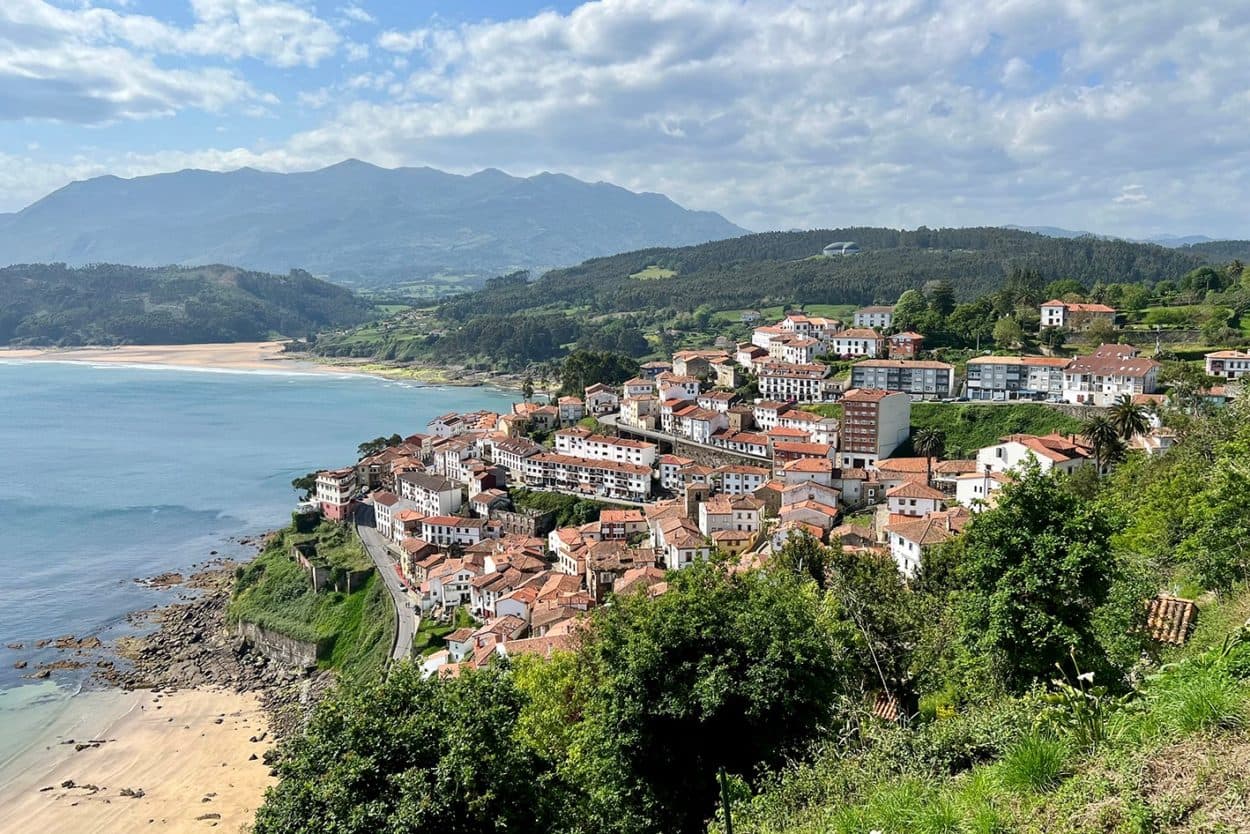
[0,262,373,345]
[438,227,1206,320]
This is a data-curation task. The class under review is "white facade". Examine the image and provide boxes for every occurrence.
[828,330,884,358]
[853,308,894,329]
[397,472,463,516]
[553,429,657,467]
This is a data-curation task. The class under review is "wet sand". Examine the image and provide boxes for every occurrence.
[0,341,315,373]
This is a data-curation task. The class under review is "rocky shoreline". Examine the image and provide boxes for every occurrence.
[8,536,334,741]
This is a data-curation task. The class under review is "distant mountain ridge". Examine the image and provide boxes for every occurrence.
[1004,224,1221,247]
[0,161,747,289]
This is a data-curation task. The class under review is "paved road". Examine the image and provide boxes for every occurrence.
[356,521,416,663]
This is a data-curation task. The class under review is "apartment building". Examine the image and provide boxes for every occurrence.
[850,359,955,400]
[838,388,911,470]
[1062,344,1160,406]
[965,355,1069,401]
[757,362,831,403]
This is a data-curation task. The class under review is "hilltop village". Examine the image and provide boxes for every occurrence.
[305,300,1247,677]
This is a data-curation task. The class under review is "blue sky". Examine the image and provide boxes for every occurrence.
[2,1,1249,239]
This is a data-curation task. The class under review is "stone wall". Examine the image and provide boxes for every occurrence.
[671,439,772,469]
[235,621,323,669]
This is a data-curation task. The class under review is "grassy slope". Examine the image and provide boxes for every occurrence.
[228,528,394,682]
[733,589,1250,834]
[414,607,476,657]
[903,403,1086,458]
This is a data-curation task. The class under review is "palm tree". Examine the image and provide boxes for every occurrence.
[914,427,946,487]
[1082,415,1120,474]
[1108,394,1149,441]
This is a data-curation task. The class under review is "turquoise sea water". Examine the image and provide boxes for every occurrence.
[0,360,514,769]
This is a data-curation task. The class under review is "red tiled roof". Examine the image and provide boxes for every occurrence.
[1144,596,1197,645]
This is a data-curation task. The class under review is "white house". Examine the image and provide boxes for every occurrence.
[1205,350,1250,380]
[885,509,969,578]
[886,482,947,518]
[828,328,885,358]
[584,383,620,415]
[1062,345,1160,407]
[976,433,1092,475]
[853,306,894,330]
[397,471,463,516]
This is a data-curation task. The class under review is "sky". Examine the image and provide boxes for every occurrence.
[2,0,1249,238]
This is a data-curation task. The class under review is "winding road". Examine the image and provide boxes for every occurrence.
[356,520,416,663]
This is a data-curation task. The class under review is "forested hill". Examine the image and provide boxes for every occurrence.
[439,227,1208,319]
[0,263,375,346]
[1180,239,1250,262]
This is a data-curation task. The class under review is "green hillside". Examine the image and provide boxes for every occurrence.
[0,262,375,346]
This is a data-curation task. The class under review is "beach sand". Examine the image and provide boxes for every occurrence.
[0,341,314,373]
[0,688,274,834]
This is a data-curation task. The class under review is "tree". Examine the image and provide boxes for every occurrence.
[892,289,928,330]
[1082,415,1123,473]
[559,350,640,396]
[1082,317,1117,346]
[913,427,946,486]
[1040,326,1067,351]
[566,559,859,834]
[291,471,319,500]
[928,281,955,317]
[522,373,535,402]
[253,665,562,834]
[1044,278,1086,299]
[1108,394,1149,441]
[953,463,1137,693]
[992,316,1025,349]
[772,530,829,588]
[1160,361,1217,417]
[357,433,403,459]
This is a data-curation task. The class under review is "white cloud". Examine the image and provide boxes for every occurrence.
[6,0,1250,238]
[337,4,375,25]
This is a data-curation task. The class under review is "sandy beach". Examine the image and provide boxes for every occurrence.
[0,341,317,373]
[0,687,274,834]
[0,341,527,390]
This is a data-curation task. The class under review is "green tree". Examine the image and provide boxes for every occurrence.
[566,559,858,834]
[1082,317,1117,346]
[1040,326,1067,351]
[928,281,955,317]
[913,426,946,486]
[253,665,562,834]
[357,433,403,459]
[559,350,640,396]
[1108,394,1150,440]
[522,373,535,402]
[892,289,928,330]
[953,464,1136,693]
[1161,361,1217,416]
[1044,278,1086,299]
[1082,415,1123,473]
[291,471,319,500]
[992,316,1025,349]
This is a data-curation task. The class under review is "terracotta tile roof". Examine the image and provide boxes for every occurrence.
[841,387,895,402]
[855,359,954,370]
[886,481,948,500]
[872,692,903,723]
[1144,595,1198,645]
[967,354,1071,367]
[1041,299,1116,313]
[501,634,574,658]
[836,328,885,340]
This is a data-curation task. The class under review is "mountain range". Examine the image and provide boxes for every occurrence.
[1004,225,1218,247]
[0,161,746,290]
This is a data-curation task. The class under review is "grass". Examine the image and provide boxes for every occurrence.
[288,520,372,571]
[998,734,1072,793]
[228,527,394,682]
[414,607,475,656]
[726,588,1250,834]
[799,403,842,420]
[629,265,678,280]
[904,403,1086,459]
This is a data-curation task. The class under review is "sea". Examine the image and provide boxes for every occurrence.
[0,359,515,774]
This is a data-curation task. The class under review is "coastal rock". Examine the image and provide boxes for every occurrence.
[6,642,23,650]
[14,660,27,669]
